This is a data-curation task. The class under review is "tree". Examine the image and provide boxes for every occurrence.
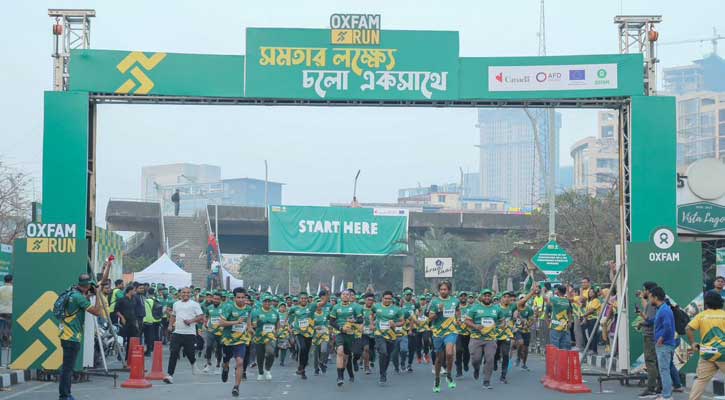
[123,255,154,274]
[0,161,31,244]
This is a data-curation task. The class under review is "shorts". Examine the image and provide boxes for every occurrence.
[433,334,458,353]
[335,333,355,355]
[223,344,248,361]
[515,332,531,347]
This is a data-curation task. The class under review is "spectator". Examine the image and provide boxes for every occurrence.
[175,256,185,270]
[133,283,147,345]
[686,291,725,400]
[0,274,13,366]
[581,287,601,355]
[651,286,676,400]
[116,286,139,361]
[637,281,661,398]
[171,189,180,216]
[709,276,725,302]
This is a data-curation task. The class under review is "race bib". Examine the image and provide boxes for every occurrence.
[379,320,391,331]
[298,319,310,329]
[395,326,403,333]
[232,322,247,333]
[481,318,495,328]
[551,319,563,327]
[263,324,274,334]
[315,326,328,334]
[209,317,220,327]
[701,345,719,355]
[363,326,372,335]
[443,309,455,318]
[280,318,287,326]
[418,316,427,322]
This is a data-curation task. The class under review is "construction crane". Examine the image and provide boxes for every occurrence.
[659,27,723,55]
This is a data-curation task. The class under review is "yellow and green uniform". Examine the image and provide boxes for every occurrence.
[144,297,162,325]
[585,297,602,321]
[288,302,317,338]
[429,296,460,337]
[396,308,413,338]
[496,303,514,340]
[59,290,91,342]
[362,305,375,336]
[205,303,224,336]
[373,303,403,341]
[466,302,500,341]
[534,295,545,321]
[515,304,535,334]
[401,300,418,336]
[688,309,725,361]
[312,309,331,346]
[277,311,290,342]
[330,302,363,338]
[221,302,252,346]
[572,300,583,321]
[251,307,279,344]
[415,308,431,332]
[458,304,471,336]
[109,288,123,314]
[549,296,572,332]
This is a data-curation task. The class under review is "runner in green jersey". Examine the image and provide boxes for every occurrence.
[250,294,279,381]
[455,292,470,377]
[370,290,404,385]
[361,293,376,374]
[466,288,501,388]
[276,303,291,367]
[329,289,364,386]
[428,281,460,392]
[494,291,515,383]
[203,293,224,373]
[400,288,418,372]
[312,304,331,375]
[513,287,538,371]
[287,291,326,379]
[219,287,253,397]
[548,285,573,349]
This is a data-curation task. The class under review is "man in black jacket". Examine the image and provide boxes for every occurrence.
[171,189,180,216]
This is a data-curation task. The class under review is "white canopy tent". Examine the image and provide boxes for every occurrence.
[135,254,192,288]
[221,266,244,290]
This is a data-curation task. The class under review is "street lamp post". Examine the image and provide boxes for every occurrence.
[352,169,361,206]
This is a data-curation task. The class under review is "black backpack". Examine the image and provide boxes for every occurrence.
[151,298,164,320]
[672,305,690,336]
[53,287,78,321]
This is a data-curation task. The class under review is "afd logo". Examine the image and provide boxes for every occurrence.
[115,51,167,95]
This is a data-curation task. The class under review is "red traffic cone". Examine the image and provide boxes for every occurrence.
[146,341,166,380]
[552,346,569,391]
[541,345,554,386]
[127,337,141,363]
[121,344,152,389]
[559,350,591,394]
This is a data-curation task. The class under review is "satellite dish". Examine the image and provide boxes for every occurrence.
[686,158,725,200]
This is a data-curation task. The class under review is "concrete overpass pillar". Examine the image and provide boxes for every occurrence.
[403,235,416,290]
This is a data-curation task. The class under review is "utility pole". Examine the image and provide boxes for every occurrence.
[614,15,661,95]
[49,9,95,91]
[264,160,269,218]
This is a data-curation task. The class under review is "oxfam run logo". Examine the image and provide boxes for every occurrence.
[597,69,607,79]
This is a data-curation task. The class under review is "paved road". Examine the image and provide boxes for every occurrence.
[0,352,692,400]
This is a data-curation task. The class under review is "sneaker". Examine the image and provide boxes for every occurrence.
[464,364,469,372]
[521,365,530,371]
[265,370,272,380]
[214,367,221,375]
[431,366,436,374]
[455,370,463,378]
[441,367,447,374]
[418,356,422,364]
[321,364,327,374]
[222,365,229,382]
[483,381,492,389]
[365,367,372,375]
[447,377,456,389]
[300,372,307,380]
[314,369,320,376]
[337,378,344,386]
[407,366,413,373]
[638,389,658,398]
[473,368,480,380]
[433,385,441,393]
[163,375,173,384]
[673,387,684,393]
[242,371,247,381]
[203,364,210,373]
[425,355,431,364]
[257,374,264,381]
[232,386,239,397]
[500,376,508,384]
[379,374,387,385]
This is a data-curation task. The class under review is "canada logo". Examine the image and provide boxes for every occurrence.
[495,72,503,83]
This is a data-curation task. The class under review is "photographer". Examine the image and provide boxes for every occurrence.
[58,259,111,400]
[636,281,661,398]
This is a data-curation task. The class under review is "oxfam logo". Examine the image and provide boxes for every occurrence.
[597,69,607,79]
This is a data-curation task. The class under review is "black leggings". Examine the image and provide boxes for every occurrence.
[167,333,196,376]
[256,342,275,374]
[205,334,223,364]
[420,331,432,356]
[494,340,511,378]
[296,334,312,371]
[456,335,471,373]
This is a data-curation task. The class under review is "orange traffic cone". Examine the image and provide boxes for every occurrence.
[127,337,141,364]
[146,341,166,380]
[559,350,591,394]
[121,344,152,389]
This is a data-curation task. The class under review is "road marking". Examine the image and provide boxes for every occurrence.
[0,382,51,400]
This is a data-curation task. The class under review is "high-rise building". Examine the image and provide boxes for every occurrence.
[675,92,725,166]
[477,109,561,209]
[570,111,619,197]
[463,172,481,197]
[663,54,725,95]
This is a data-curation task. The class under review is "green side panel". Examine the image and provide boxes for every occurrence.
[626,241,701,372]
[70,49,245,97]
[630,96,677,241]
[459,53,643,99]
[245,28,459,100]
[42,91,89,232]
[11,239,89,370]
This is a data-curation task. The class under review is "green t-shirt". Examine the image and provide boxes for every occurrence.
[361,305,374,336]
[59,290,91,342]
[205,304,224,336]
[220,302,252,346]
[515,305,535,333]
[372,303,403,341]
[330,302,364,337]
[466,302,500,341]
[549,296,572,332]
[288,302,317,337]
[429,296,460,337]
[496,304,515,340]
[251,307,279,344]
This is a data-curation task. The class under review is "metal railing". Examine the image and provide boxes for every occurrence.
[159,198,169,254]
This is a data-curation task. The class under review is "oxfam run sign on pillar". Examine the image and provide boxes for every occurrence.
[532,240,573,280]
[268,205,409,256]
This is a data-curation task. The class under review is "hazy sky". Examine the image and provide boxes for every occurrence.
[2,0,723,223]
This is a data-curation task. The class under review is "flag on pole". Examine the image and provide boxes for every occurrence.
[274,284,279,295]
[267,285,272,294]
[316,282,321,295]
[492,274,499,293]
[339,280,344,292]
[506,277,514,292]
[331,276,336,293]
[257,284,262,293]
[306,282,311,295]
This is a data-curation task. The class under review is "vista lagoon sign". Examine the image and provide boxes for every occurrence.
[268,205,408,256]
[678,201,725,235]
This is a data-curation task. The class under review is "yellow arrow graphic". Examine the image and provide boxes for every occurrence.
[130,66,154,94]
[116,51,166,74]
[17,291,57,331]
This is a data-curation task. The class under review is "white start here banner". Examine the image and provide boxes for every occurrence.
[424,257,453,278]
[488,63,618,92]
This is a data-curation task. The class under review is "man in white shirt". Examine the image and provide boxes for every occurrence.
[164,287,204,384]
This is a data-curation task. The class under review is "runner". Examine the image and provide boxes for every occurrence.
[428,280,460,393]
[493,291,515,384]
[276,302,291,367]
[203,292,224,374]
[371,290,404,385]
[513,289,537,371]
[219,287,253,397]
[250,293,279,381]
[466,288,500,390]
[455,291,471,377]
[312,297,331,375]
[287,291,320,379]
[361,292,376,374]
[400,288,418,372]
[416,295,432,364]
[329,289,364,386]
[548,285,573,350]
